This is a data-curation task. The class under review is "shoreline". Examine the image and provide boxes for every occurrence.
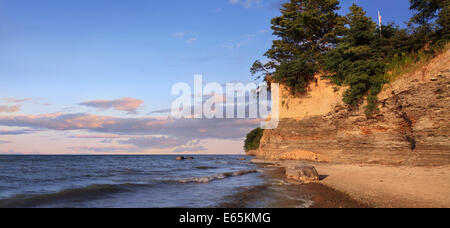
[252,159,450,208]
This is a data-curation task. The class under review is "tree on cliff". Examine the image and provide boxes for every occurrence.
[409,0,449,43]
[322,4,386,115]
[410,0,447,27]
[251,0,448,119]
[250,0,343,94]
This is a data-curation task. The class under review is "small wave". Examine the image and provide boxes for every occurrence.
[0,183,148,208]
[178,169,260,184]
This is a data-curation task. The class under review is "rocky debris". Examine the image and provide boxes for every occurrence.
[285,165,319,184]
[176,156,194,160]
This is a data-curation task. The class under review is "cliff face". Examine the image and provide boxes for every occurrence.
[251,48,450,166]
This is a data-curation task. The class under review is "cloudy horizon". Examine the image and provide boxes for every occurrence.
[0,0,413,154]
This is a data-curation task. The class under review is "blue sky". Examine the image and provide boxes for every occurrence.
[0,0,414,154]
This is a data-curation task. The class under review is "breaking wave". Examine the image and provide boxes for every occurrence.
[177,169,261,184]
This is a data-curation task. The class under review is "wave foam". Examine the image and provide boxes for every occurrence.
[178,169,261,184]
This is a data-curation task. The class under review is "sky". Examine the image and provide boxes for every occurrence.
[0,0,414,155]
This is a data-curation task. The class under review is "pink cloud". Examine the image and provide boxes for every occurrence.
[118,136,190,149]
[0,112,261,153]
[69,134,122,139]
[0,112,260,138]
[2,98,30,103]
[172,146,206,153]
[0,105,21,113]
[79,97,144,114]
[67,146,135,153]
[0,113,166,132]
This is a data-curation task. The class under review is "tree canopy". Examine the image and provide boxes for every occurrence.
[251,0,343,94]
[252,0,448,117]
[409,0,449,42]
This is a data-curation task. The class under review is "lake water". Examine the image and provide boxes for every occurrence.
[0,155,363,208]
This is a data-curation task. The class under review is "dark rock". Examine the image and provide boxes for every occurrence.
[176,157,185,160]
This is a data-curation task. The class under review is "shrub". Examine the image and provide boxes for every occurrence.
[244,128,264,151]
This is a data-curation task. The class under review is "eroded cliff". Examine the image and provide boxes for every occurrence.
[251,48,450,166]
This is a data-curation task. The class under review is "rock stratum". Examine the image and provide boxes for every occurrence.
[250,48,450,167]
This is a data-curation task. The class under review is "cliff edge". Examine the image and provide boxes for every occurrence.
[250,47,450,167]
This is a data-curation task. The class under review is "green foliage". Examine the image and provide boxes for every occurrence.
[273,54,318,94]
[269,0,342,57]
[250,0,449,119]
[375,24,411,58]
[409,0,449,44]
[322,4,387,114]
[320,2,448,117]
[437,1,449,41]
[251,0,343,94]
[244,128,264,152]
[410,0,444,25]
[250,60,265,80]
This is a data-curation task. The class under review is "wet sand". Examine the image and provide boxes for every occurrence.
[219,165,368,208]
[252,159,450,208]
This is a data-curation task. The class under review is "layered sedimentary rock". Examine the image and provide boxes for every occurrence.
[250,48,450,167]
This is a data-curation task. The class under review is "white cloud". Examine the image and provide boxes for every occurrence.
[223,34,255,50]
[173,31,198,44]
[173,32,185,38]
[229,0,263,8]
[186,38,198,43]
[258,29,269,33]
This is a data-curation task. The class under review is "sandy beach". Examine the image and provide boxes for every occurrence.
[253,159,450,208]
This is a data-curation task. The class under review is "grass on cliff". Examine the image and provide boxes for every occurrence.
[383,42,450,84]
[244,128,264,152]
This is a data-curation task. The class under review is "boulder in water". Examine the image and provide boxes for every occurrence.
[285,165,319,184]
[176,157,185,160]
